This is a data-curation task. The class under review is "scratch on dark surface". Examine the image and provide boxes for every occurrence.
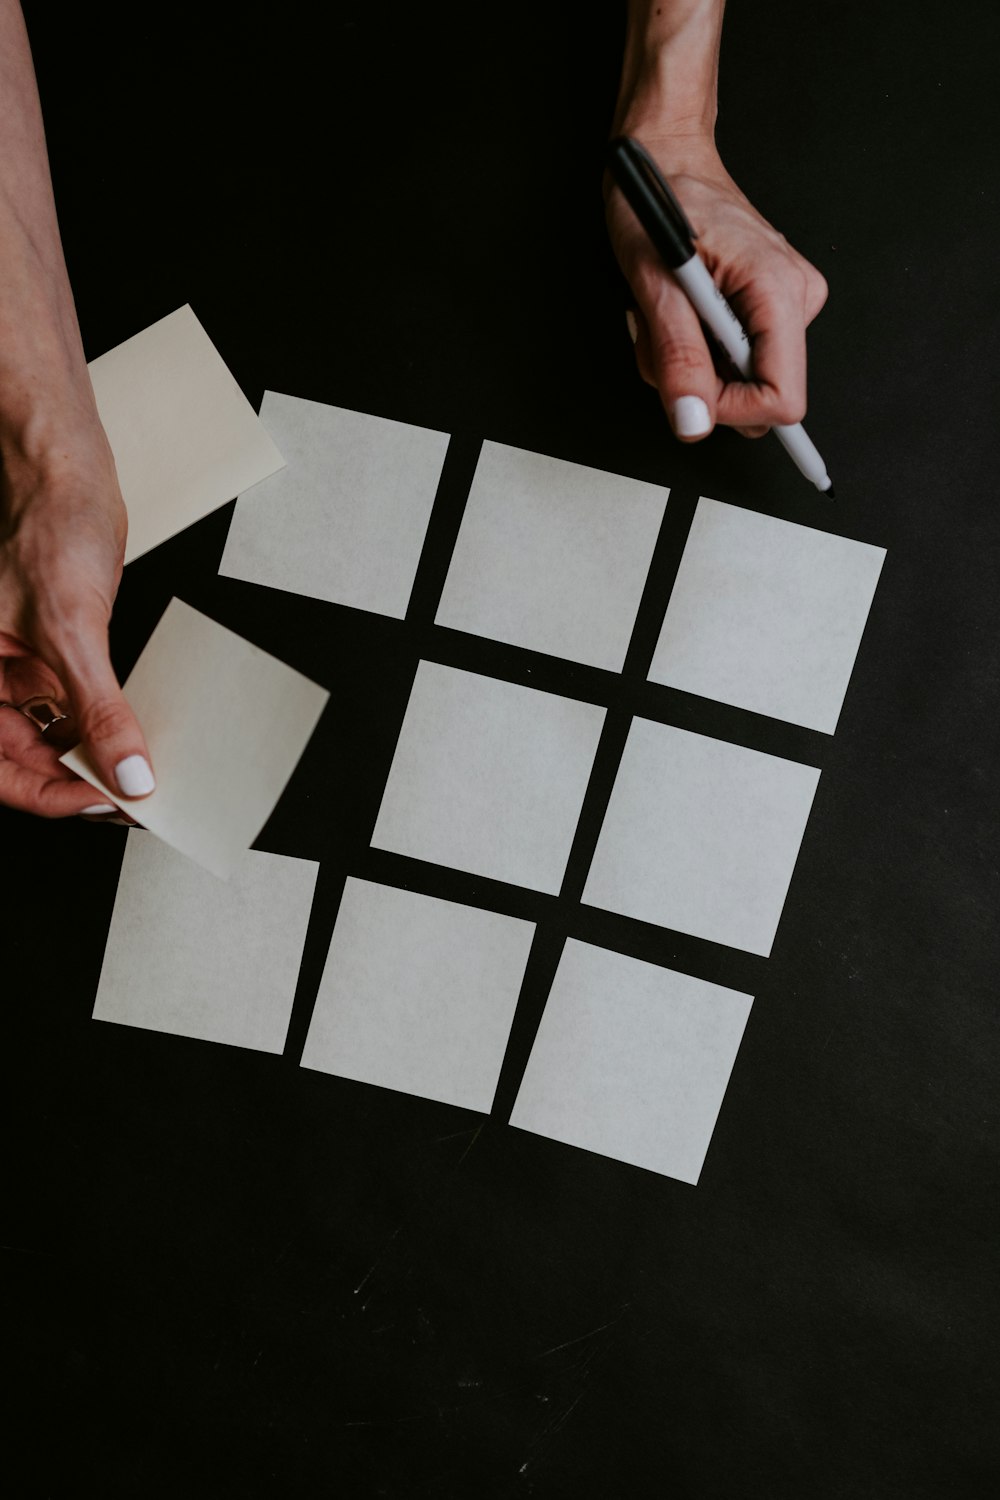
[354,1223,404,1296]
[550,1391,586,1434]
[342,1413,425,1428]
[272,1226,310,1267]
[352,1124,485,1299]
[516,1305,632,1478]
[518,1391,589,1480]
[455,1122,485,1168]
[533,1305,632,1360]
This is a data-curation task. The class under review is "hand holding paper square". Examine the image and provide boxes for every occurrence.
[61,599,329,879]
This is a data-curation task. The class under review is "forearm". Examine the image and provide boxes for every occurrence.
[0,0,98,472]
[612,0,726,157]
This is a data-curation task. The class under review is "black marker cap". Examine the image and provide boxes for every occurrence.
[606,136,697,270]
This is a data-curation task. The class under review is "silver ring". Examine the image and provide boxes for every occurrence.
[11,696,72,733]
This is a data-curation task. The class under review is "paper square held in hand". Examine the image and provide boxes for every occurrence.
[510,938,753,1185]
[219,392,450,617]
[88,305,285,565]
[371,661,606,893]
[301,878,535,1112]
[649,497,886,732]
[435,440,668,671]
[583,718,820,956]
[94,832,318,1053]
[61,598,329,880]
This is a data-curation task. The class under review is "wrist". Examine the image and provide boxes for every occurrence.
[612,1,725,156]
[0,349,104,469]
[0,378,117,530]
[612,114,723,181]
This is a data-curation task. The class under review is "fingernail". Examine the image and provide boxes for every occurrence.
[81,803,118,817]
[625,309,638,344]
[670,396,712,437]
[115,755,155,797]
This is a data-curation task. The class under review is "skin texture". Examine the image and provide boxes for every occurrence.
[607,0,829,441]
[0,0,151,818]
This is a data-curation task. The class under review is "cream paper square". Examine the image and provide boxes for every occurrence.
[94,832,318,1053]
[301,878,534,1111]
[511,938,752,1185]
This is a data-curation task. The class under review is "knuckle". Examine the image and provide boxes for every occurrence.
[36,789,69,820]
[752,270,788,303]
[657,341,708,386]
[77,695,131,746]
[809,269,829,303]
[806,270,830,317]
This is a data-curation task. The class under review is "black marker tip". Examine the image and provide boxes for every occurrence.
[825,484,836,499]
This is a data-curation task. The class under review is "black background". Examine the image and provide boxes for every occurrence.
[7,2,999,1495]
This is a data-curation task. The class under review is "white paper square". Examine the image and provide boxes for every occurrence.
[62,598,329,879]
[218,392,449,616]
[94,832,318,1052]
[583,719,820,956]
[435,440,668,670]
[301,878,534,1111]
[88,305,285,565]
[510,939,752,1185]
[371,662,605,893]
[649,497,886,732]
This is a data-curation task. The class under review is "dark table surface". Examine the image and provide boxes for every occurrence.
[8,3,999,1495]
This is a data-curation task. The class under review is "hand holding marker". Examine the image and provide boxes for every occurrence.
[607,136,834,496]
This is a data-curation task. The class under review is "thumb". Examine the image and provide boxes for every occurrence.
[55,612,155,801]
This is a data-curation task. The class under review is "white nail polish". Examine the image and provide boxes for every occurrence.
[625,309,638,344]
[81,803,118,816]
[671,395,712,437]
[115,755,155,797]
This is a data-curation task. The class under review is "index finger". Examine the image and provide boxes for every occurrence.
[715,282,808,431]
[0,709,116,818]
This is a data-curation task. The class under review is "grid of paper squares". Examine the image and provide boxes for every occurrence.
[510,939,753,1185]
[435,440,668,671]
[649,497,886,732]
[88,322,885,1186]
[220,392,449,617]
[94,833,318,1053]
[301,878,535,1111]
[371,660,606,894]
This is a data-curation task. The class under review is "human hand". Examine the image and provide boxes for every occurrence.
[0,417,153,818]
[605,136,828,442]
